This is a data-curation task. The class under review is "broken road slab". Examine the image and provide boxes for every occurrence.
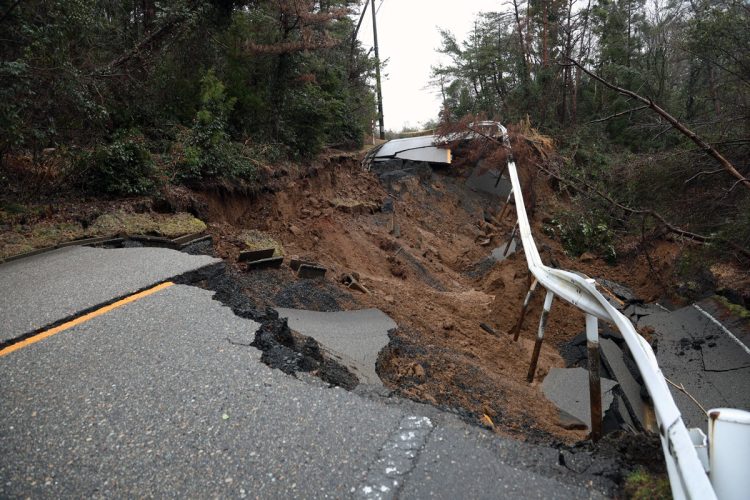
[245,256,284,270]
[466,163,512,198]
[640,305,750,429]
[599,338,648,430]
[400,425,608,499]
[238,247,275,262]
[297,264,327,279]
[0,246,219,342]
[542,367,618,430]
[276,307,396,386]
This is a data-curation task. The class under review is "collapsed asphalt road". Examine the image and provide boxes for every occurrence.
[1,245,621,498]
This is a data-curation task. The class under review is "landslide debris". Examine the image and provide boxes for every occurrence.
[198,146,611,443]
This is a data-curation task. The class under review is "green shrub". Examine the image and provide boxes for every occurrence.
[78,132,155,196]
[174,69,257,183]
[544,209,617,263]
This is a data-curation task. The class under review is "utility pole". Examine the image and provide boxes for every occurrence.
[349,1,368,59]
[371,0,385,140]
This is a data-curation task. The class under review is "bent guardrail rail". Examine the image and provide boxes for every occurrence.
[492,123,718,499]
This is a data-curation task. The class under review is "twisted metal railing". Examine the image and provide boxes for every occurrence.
[492,123,716,499]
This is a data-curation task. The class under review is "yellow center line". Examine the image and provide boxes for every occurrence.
[0,281,175,357]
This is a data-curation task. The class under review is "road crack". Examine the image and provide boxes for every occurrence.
[355,415,434,500]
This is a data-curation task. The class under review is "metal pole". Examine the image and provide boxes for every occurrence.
[586,313,603,441]
[371,0,385,140]
[503,222,518,257]
[527,290,554,382]
[512,278,538,341]
[498,190,513,221]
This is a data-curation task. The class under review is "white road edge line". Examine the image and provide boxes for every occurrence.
[692,303,750,357]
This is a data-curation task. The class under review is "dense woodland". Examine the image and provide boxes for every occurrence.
[1,0,748,281]
[432,0,749,271]
[1,0,374,191]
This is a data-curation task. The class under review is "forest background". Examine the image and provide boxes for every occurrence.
[1,0,748,299]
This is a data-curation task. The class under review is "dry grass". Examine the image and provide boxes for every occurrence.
[0,209,207,260]
[239,229,284,257]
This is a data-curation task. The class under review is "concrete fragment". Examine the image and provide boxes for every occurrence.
[596,278,636,303]
[245,256,284,270]
[130,234,174,246]
[276,308,397,386]
[298,264,327,279]
[599,338,647,430]
[558,409,588,430]
[490,238,517,261]
[290,258,317,271]
[623,303,665,326]
[614,395,637,431]
[342,273,371,294]
[239,248,275,263]
[542,367,618,430]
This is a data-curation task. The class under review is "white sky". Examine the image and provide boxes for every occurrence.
[356,0,503,131]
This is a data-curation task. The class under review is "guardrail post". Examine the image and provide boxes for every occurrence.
[512,278,538,341]
[498,190,513,221]
[503,222,519,257]
[586,313,603,441]
[527,290,554,382]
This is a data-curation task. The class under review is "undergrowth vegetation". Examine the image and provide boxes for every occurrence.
[1,1,375,196]
[543,210,617,264]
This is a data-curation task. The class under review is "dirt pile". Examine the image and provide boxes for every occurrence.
[191,146,659,443]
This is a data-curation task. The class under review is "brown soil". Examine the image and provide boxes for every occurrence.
[191,149,696,444]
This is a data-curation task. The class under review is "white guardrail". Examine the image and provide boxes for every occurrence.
[493,123,718,500]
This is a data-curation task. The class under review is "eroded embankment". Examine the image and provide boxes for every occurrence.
[183,149,592,443]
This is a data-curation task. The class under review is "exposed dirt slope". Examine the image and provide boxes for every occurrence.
[187,146,691,444]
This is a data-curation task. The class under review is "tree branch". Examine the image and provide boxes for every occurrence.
[566,58,750,192]
[99,14,187,73]
[0,0,21,25]
[588,105,648,123]
[684,168,725,185]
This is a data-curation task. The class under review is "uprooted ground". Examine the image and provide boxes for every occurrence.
[185,148,707,444]
[3,143,746,448]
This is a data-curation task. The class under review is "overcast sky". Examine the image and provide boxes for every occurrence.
[356,0,502,131]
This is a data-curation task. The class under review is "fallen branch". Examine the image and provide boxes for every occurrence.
[666,378,707,415]
[684,168,725,185]
[459,121,750,260]
[566,58,750,192]
[588,105,648,123]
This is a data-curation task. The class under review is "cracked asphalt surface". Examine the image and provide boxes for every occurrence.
[1,247,619,497]
[640,302,750,429]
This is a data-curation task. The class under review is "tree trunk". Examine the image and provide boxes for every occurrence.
[512,0,530,83]
[142,0,155,33]
[542,0,549,68]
